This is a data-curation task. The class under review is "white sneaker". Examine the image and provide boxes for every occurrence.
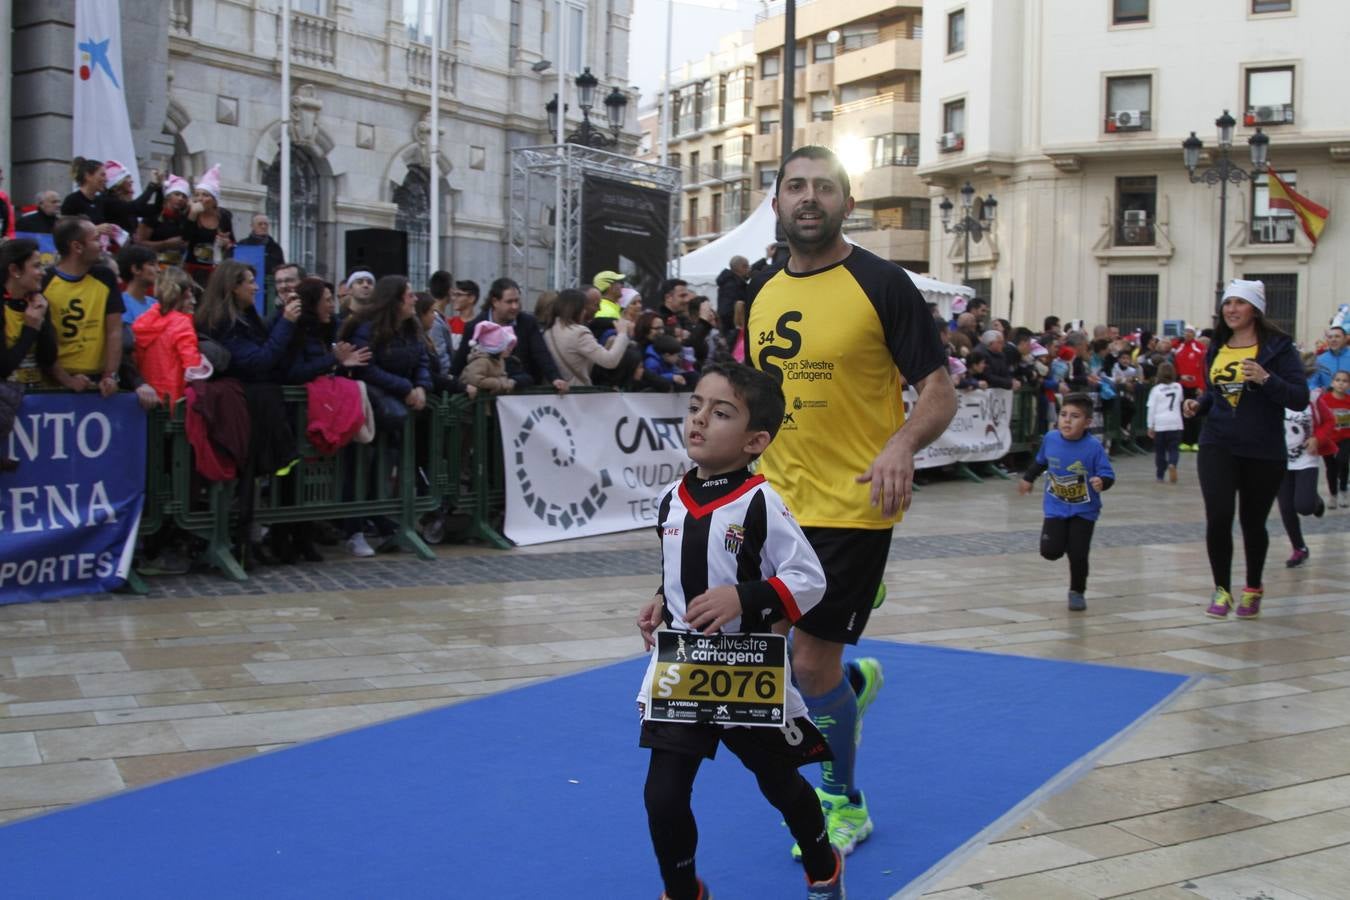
[345,533,375,557]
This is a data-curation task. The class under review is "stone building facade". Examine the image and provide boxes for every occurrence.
[7,0,634,288]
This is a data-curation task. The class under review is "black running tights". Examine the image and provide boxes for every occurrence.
[1197,445,1286,591]
[1324,442,1350,496]
[645,749,833,898]
[1277,467,1322,551]
[1040,516,1096,593]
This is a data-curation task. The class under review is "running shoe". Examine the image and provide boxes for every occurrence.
[1235,587,1264,619]
[850,657,885,741]
[806,849,845,900]
[1067,590,1087,611]
[660,880,711,900]
[1205,587,1233,618]
[792,789,873,860]
[1286,548,1310,568]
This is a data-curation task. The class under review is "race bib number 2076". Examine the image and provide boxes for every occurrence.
[646,631,787,727]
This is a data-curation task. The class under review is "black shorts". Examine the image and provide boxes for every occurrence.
[796,526,893,644]
[640,716,832,765]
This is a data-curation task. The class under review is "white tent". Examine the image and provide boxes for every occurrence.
[670,193,975,317]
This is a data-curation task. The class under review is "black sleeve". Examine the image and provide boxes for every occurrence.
[1021,460,1047,482]
[218,208,236,242]
[1260,341,1311,412]
[1098,476,1115,491]
[523,317,560,382]
[846,252,946,385]
[91,266,125,316]
[60,192,84,216]
[0,322,39,378]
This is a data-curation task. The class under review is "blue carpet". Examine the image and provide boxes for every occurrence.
[2,640,1189,899]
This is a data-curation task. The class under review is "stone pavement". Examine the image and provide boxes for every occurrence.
[2,453,1349,898]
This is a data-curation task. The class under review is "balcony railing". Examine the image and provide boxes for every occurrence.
[1115,214,1156,247]
[874,152,918,167]
[833,91,911,118]
[841,212,875,233]
[937,132,965,153]
[171,0,192,36]
[292,11,337,69]
[836,33,882,55]
[407,45,453,92]
[1251,215,1297,244]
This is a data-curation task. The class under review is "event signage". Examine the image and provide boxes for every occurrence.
[496,389,1013,545]
[0,393,145,604]
[645,631,788,727]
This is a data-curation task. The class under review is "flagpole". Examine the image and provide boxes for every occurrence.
[553,0,566,290]
[660,0,672,166]
[279,0,292,266]
[429,0,440,280]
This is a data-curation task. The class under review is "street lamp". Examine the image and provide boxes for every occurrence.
[1183,109,1270,306]
[547,66,628,148]
[939,181,997,287]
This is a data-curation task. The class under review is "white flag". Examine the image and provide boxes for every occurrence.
[73,0,140,193]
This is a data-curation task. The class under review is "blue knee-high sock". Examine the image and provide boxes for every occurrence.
[803,670,858,798]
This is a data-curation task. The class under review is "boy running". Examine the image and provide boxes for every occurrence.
[636,363,844,900]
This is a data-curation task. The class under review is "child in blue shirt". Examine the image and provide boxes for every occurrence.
[1019,393,1116,610]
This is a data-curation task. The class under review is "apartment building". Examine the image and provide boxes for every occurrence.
[753,0,929,272]
[918,0,1349,343]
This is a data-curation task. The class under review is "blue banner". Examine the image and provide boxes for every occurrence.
[0,392,146,604]
[15,231,58,268]
[232,243,268,317]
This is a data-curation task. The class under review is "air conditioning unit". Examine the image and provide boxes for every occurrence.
[939,132,964,151]
[1108,109,1145,131]
[1245,105,1292,126]
[1123,210,1148,227]
[1121,209,1150,244]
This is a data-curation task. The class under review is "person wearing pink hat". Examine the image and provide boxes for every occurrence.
[136,174,191,265]
[101,160,160,243]
[461,319,518,394]
[183,164,236,284]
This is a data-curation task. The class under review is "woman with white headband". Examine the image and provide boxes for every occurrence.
[1183,279,1308,620]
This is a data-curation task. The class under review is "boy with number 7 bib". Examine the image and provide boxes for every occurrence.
[1019,393,1116,612]
[636,363,845,900]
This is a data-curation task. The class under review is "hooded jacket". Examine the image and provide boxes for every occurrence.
[1196,333,1308,461]
[715,267,747,330]
[132,304,203,404]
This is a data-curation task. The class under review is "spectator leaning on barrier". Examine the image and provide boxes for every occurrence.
[461,320,518,395]
[16,191,61,235]
[195,258,298,381]
[280,276,370,385]
[117,244,160,324]
[970,330,1020,390]
[1309,326,1350,391]
[2,238,57,387]
[338,275,432,415]
[450,276,567,393]
[41,216,125,396]
[544,287,634,387]
[131,266,208,405]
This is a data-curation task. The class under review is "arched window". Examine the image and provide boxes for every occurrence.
[264,148,321,275]
[395,166,431,290]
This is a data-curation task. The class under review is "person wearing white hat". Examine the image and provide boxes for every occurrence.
[1183,278,1309,621]
[136,174,192,264]
[101,161,160,241]
[182,164,236,283]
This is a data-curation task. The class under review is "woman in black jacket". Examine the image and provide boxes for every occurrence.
[1183,279,1308,620]
[195,260,300,381]
[282,277,370,383]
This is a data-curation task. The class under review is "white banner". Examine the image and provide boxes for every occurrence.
[496,393,693,546]
[907,387,1013,468]
[496,388,1015,546]
[74,0,140,193]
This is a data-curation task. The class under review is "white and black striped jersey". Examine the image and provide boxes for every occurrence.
[636,468,827,719]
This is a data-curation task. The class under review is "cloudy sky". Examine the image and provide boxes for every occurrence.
[628,0,760,105]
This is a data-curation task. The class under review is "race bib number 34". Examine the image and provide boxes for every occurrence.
[646,632,788,727]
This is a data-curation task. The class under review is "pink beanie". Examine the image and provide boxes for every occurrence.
[104,160,131,188]
[471,320,517,356]
[163,174,190,197]
[195,164,222,202]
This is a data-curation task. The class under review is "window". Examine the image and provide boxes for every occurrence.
[1107,274,1159,335]
[1245,66,1295,125]
[724,185,748,231]
[724,135,751,177]
[293,0,326,14]
[1243,273,1297,334]
[758,107,779,136]
[1252,0,1292,12]
[947,9,965,54]
[1112,0,1148,25]
[810,94,834,122]
[872,133,920,166]
[677,85,698,134]
[711,145,723,178]
[264,148,320,276]
[729,69,752,119]
[711,194,723,233]
[565,1,585,73]
[693,80,708,131]
[813,40,834,61]
[688,150,700,184]
[840,22,880,52]
[899,198,930,231]
[1115,176,1157,246]
[394,166,432,291]
[1251,170,1299,244]
[794,45,806,69]
[758,163,777,190]
[1105,75,1152,131]
[940,100,965,151]
[761,53,780,78]
[402,0,449,44]
[688,197,700,234]
[966,277,991,300]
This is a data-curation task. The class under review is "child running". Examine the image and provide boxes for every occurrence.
[1147,362,1185,483]
[1278,353,1334,567]
[1019,393,1116,611]
[635,362,844,900]
[1320,371,1350,507]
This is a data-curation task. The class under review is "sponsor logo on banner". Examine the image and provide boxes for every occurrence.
[904,387,1014,467]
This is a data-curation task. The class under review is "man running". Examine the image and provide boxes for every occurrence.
[745,145,957,857]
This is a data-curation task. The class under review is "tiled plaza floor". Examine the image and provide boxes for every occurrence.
[2,453,1349,898]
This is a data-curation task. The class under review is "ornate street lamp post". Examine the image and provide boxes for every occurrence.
[939,181,997,287]
[547,67,628,148]
[1183,109,1270,306]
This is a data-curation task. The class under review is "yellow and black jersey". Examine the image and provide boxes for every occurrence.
[744,246,946,529]
[39,265,123,377]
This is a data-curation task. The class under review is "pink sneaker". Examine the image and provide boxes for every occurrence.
[1205,588,1233,618]
[1235,587,1263,619]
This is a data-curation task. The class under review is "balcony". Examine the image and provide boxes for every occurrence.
[937,132,965,153]
[833,93,920,139]
[407,45,454,94]
[805,60,833,94]
[171,0,191,36]
[291,11,336,69]
[849,226,930,263]
[1251,215,1297,244]
[753,70,806,106]
[855,166,926,206]
[834,36,922,85]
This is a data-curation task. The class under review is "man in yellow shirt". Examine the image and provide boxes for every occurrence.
[745,146,957,858]
[40,216,124,396]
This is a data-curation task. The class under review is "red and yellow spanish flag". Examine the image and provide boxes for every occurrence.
[1267,168,1329,244]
